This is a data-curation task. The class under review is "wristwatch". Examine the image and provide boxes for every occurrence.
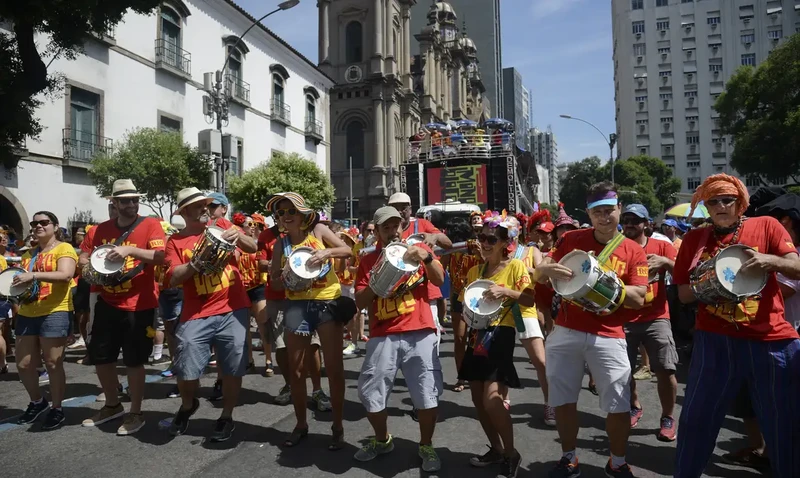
[423,252,434,265]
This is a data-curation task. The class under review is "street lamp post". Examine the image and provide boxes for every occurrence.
[202,0,300,193]
[559,114,618,185]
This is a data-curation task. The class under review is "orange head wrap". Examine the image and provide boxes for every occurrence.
[690,173,750,217]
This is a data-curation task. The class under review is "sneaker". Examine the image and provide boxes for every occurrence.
[418,444,442,472]
[657,416,677,442]
[210,417,235,442]
[274,384,292,405]
[604,459,635,478]
[354,435,395,462]
[77,355,93,365]
[208,356,218,367]
[263,362,274,377]
[498,451,522,478]
[549,457,581,478]
[167,385,181,398]
[312,389,332,412]
[168,398,200,436]
[410,407,419,422]
[630,407,643,428]
[503,399,511,411]
[82,403,125,427]
[161,368,175,378]
[38,370,49,385]
[17,399,50,424]
[246,362,256,373]
[469,445,505,468]
[544,404,557,427]
[67,337,86,349]
[209,380,223,401]
[343,342,357,356]
[150,355,171,366]
[0,364,8,374]
[42,407,65,430]
[117,413,145,435]
[720,448,770,471]
[633,365,652,381]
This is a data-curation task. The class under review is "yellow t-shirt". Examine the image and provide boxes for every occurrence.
[0,255,7,271]
[282,234,341,301]
[18,243,79,317]
[459,258,536,327]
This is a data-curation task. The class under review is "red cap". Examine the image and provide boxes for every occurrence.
[536,221,555,233]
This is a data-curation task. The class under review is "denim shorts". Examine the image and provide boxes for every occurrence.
[16,311,71,338]
[0,301,12,321]
[173,308,249,380]
[246,284,265,303]
[158,289,183,322]
[283,299,337,336]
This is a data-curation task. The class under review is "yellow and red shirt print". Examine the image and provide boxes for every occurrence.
[18,242,78,317]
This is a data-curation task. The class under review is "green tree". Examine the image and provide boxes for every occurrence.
[557,156,603,216]
[0,1,161,162]
[714,33,800,185]
[89,128,212,217]
[539,203,559,219]
[227,152,335,214]
[626,155,681,209]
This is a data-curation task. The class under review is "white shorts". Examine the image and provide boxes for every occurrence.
[545,326,631,413]
[429,303,441,349]
[341,286,355,300]
[518,316,544,340]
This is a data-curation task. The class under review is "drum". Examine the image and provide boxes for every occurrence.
[552,251,626,315]
[405,234,425,246]
[281,246,322,292]
[0,267,35,302]
[82,244,126,286]
[462,279,502,330]
[648,268,662,284]
[690,244,767,304]
[368,242,420,298]
[191,226,236,274]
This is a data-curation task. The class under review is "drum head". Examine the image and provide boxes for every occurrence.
[405,234,425,246]
[0,268,28,297]
[385,243,419,271]
[716,245,767,296]
[553,251,594,297]
[207,226,232,243]
[289,247,322,279]
[463,280,502,315]
[91,245,124,273]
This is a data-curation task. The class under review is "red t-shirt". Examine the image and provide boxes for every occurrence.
[257,227,287,301]
[402,218,443,301]
[164,217,250,321]
[88,217,166,311]
[355,243,438,337]
[629,239,678,323]
[672,216,799,341]
[550,229,649,338]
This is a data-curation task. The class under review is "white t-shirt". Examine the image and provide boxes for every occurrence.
[777,247,800,331]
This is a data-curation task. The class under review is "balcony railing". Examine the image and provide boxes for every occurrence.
[91,24,116,44]
[271,99,291,125]
[62,129,113,162]
[225,74,250,104]
[305,118,323,141]
[404,132,516,164]
[154,39,191,78]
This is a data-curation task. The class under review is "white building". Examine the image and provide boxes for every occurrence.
[531,127,559,204]
[0,0,333,235]
[612,0,798,194]
[536,163,551,206]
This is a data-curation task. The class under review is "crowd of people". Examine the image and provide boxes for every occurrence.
[1,173,799,478]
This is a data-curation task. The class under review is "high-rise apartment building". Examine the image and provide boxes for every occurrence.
[502,67,530,150]
[612,0,797,193]
[411,0,503,116]
[531,127,559,204]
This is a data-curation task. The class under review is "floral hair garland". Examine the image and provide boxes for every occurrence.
[232,212,247,226]
[481,209,519,239]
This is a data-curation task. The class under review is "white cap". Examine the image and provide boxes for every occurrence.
[170,215,186,231]
[388,192,412,205]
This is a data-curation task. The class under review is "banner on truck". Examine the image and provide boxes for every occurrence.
[427,165,488,209]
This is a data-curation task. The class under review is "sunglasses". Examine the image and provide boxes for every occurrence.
[116,198,139,205]
[477,233,499,245]
[621,217,646,225]
[276,208,299,217]
[706,197,736,207]
[30,219,52,228]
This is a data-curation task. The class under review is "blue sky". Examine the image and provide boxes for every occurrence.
[241,0,614,164]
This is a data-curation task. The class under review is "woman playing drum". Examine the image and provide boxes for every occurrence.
[458,210,535,478]
[12,211,78,430]
[267,192,353,450]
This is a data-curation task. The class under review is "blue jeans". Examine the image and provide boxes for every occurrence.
[16,311,71,338]
[283,299,336,335]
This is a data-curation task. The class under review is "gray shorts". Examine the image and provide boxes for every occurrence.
[624,319,678,373]
[358,329,443,413]
[265,301,320,350]
[173,308,249,380]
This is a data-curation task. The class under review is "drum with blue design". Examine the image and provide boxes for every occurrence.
[552,250,625,316]
[690,244,767,305]
[462,279,502,330]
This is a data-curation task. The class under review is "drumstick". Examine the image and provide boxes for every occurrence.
[359,241,475,257]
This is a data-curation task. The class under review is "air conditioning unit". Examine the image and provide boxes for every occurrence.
[711,23,717,29]
[690,120,696,127]
[640,125,646,132]
[690,144,697,153]
[662,53,668,59]
[639,101,645,108]
[689,97,695,103]
[687,73,694,80]
[714,70,720,76]
[662,76,668,82]
[637,55,643,62]
[745,42,752,47]
[685,26,692,33]
[660,30,667,35]
[713,45,719,51]
[687,50,693,57]
[743,18,751,24]
[772,37,779,43]
[636,32,642,39]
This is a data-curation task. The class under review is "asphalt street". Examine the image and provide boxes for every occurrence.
[0,326,764,478]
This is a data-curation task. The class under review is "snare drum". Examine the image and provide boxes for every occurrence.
[552,251,626,315]
[0,267,35,302]
[282,247,323,292]
[462,279,502,330]
[368,242,420,298]
[690,244,767,304]
[82,244,126,286]
[405,234,425,246]
[191,226,236,274]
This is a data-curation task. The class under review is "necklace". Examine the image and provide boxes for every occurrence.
[714,216,744,250]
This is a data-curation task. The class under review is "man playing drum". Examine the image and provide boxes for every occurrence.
[534,181,649,478]
[619,204,679,441]
[353,206,445,472]
[672,174,800,478]
[80,179,166,435]
[162,187,253,441]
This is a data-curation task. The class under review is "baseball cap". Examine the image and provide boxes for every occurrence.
[536,221,555,233]
[374,206,402,225]
[662,218,679,228]
[208,192,229,206]
[622,204,649,219]
[387,192,411,205]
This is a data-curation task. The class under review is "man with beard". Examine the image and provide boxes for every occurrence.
[80,179,166,435]
[620,204,679,442]
[162,187,251,441]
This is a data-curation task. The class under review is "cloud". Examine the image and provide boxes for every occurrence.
[530,0,586,19]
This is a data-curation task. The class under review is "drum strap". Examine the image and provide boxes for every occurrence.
[596,233,625,267]
[113,216,147,284]
[282,236,332,280]
[413,220,419,235]
[24,248,42,303]
[479,263,526,332]
[513,245,527,260]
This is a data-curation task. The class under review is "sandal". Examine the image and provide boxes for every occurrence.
[453,380,467,393]
[588,383,598,396]
[328,426,345,451]
[283,427,309,447]
[264,362,274,377]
